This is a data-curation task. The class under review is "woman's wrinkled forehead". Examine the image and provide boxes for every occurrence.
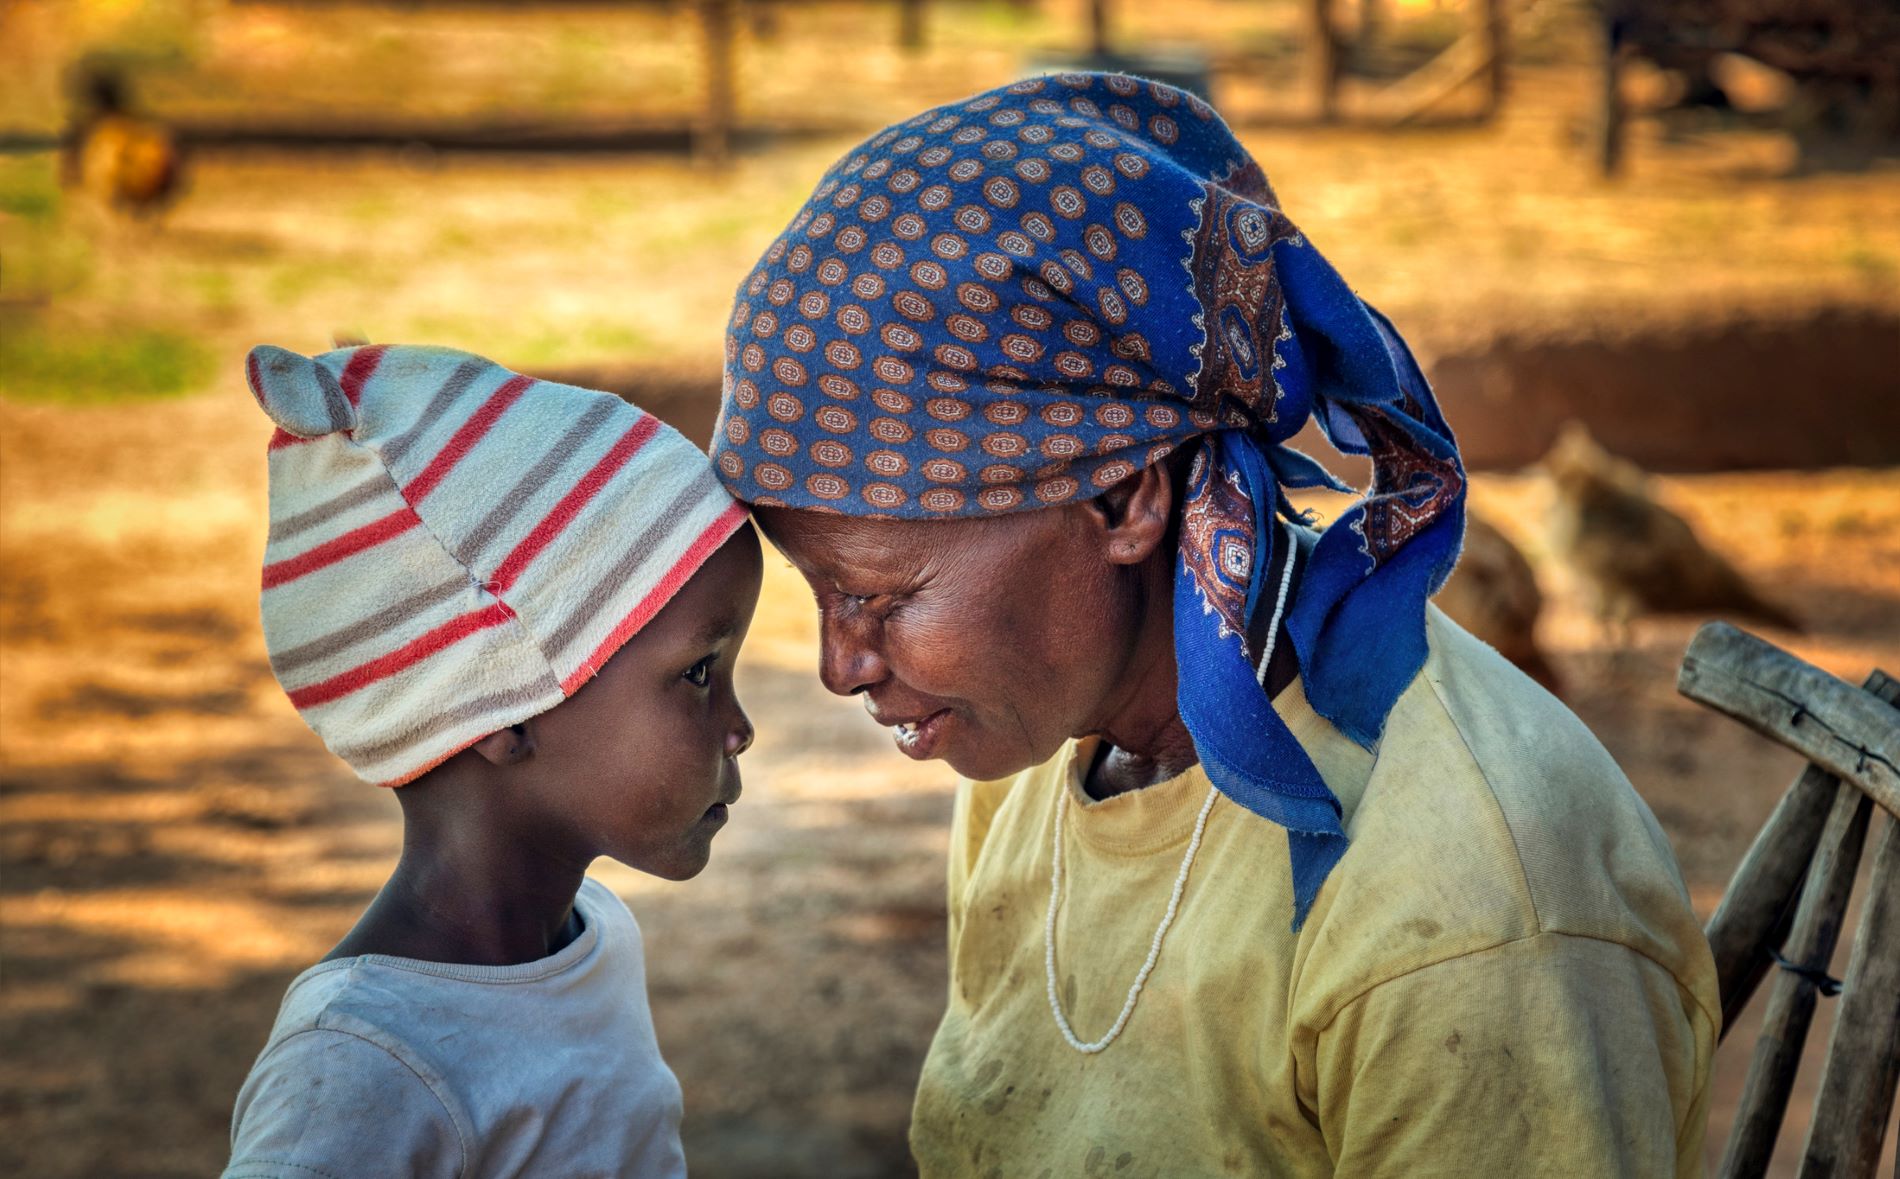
[757,501,1059,585]
[754,505,926,578]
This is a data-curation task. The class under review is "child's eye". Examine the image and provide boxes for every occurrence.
[682,655,716,688]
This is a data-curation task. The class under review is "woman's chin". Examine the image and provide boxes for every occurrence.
[935,731,1041,784]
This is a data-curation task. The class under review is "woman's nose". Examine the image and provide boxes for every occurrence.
[818,612,886,697]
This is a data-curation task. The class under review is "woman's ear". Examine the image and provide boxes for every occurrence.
[471,723,536,767]
[1084,457,1174,567]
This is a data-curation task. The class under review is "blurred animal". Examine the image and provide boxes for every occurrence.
[61,67,183,220]
[1540,422,1800,631]
[1436,512,1562,694]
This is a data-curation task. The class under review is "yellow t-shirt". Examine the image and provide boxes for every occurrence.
[911,608,1719,1178]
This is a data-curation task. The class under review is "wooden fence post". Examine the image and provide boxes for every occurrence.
[1702,669,1900,1034]
[697,0,736,166]
[1480,0,1507,114]
[1597,13,1626,175]
[1797,815,1900,1178]
[1677,625,1900,818]
[1306,0,1342,122]
[1705,762,1840,1034]
[1357,0,1383,54]
[898,0,926,53]
[1718,786,1874,1179]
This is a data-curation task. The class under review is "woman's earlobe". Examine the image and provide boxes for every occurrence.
[471,723,536,767]
[1097,460,1174,566]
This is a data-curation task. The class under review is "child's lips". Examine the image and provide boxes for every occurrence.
[702,783,741,824]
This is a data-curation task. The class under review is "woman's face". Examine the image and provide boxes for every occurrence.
[756,501,1151,782]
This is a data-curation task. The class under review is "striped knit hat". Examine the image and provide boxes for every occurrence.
[249,343,747,785]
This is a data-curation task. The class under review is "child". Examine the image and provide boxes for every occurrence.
[222,342,759,1179]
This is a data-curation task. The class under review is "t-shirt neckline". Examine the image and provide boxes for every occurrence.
[287,877,611,990]
[1060,678,1331,857]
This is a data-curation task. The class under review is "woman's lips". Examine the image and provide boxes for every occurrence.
[890,708,952,760]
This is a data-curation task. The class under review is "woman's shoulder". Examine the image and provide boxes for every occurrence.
[1406,606,1691,938]
[1294,607,1712,1022]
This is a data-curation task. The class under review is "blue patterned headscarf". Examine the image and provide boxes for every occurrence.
[713,73,1465,929]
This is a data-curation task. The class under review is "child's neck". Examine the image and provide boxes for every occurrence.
[326,820,590,968]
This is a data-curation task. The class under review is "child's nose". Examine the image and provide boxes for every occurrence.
[726,712,754,758]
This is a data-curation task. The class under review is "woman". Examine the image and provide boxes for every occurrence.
[715,74,1717,1176]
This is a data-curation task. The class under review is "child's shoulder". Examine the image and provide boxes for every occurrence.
[262,957,370,1045]
[266,877,637,1043]
[574,875,644,955]
[227,960,470,1179]
[225,877,664,1177]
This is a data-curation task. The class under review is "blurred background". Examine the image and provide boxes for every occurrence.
[1,1,1897,1175]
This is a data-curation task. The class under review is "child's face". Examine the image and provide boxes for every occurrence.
[523,523,764,880]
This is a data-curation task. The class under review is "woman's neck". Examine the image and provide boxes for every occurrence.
[1085,523,1302,801]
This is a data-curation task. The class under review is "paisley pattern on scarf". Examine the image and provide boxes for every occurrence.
[713,73,1467,928]
[1177,445,1259,646]
[1356,401,1467,566]
[1185,165,1294,421]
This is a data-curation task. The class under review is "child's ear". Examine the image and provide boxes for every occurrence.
[471,723,535,767]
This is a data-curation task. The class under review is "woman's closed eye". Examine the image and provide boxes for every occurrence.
[838,582,916,612]
[818,580,919,625]
[843,592,905,621]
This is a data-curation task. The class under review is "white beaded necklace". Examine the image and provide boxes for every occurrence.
[1045,518,1300,1054]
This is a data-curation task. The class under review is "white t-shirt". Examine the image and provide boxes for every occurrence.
[223,878,686,1179]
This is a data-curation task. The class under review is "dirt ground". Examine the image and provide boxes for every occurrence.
[4,1,1900,1175]
[5,394,1898,1177]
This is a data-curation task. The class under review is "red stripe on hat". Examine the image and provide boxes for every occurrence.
[267,428,312,451]
[559,501,749,694]
[402,374,534,503]
[339,345,389,407]
[262,507,421,589]
[488,413,662,594]
[287,600,514,710]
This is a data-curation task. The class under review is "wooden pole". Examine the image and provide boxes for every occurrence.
[1479,0,1507,115]
[1596,13,1626,176]
[697,0,736,167]
[1718,785,1874,1179]
[1357,0,1383,54]
[1798,813,1900,1178]
[1677,624,1900,819]
[1706,762,1840,1035]
[1088,0,1111,57]
[898,0,925,54]
[1306,0,1342,122]
[1703,669,1900,1036]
